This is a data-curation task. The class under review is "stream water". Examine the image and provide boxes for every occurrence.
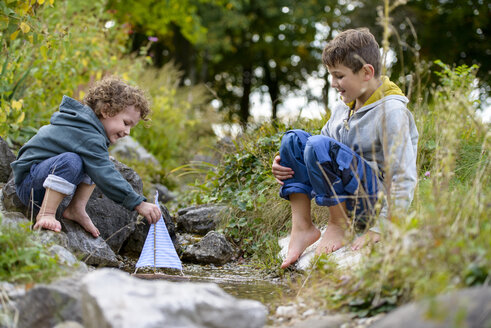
[129,261,290,305]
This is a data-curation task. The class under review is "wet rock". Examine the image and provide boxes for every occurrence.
[181,231,236,265]
[0,136,15,183]
[15,276,83,328]
[57,158,142,254]
[60,219,119,267]
[370,286,491,328]
[120,203,179,257]
[81,269,268,328]
[1,178,26,213]
[110,136,160,168]
[176,205,227,235]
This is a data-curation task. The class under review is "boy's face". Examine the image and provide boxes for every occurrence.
[327,63,368,104]
[100,105,141,144]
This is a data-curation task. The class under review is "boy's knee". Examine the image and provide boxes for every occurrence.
[52,152,84,177]
[280,130,310,153]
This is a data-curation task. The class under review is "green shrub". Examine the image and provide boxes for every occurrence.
[182,118,326,267]
[130,64,218,183]
[0,0,138,146]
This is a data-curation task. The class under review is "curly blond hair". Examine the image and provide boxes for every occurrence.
[82,77,150,120]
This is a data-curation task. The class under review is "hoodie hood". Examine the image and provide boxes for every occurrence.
[51,96,110,145]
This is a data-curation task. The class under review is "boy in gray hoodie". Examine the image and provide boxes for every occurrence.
[11,77,161,237]
[272,28,419,268]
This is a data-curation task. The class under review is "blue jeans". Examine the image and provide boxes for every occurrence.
[16,152,92,212]
[279,130,379,223]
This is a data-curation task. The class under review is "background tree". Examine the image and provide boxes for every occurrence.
[107,0,350,125]
[347,0,490,98]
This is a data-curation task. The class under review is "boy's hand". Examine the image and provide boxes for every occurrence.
[135,202,162,224]
[272,155,294,185]
[351,230,380,250]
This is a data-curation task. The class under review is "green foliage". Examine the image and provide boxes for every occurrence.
[107,0,352,123]
[107,0,218,45]
[183,118,324,267]
[130,64,218,181]
[0,217,61,283]
[0,0,135,145]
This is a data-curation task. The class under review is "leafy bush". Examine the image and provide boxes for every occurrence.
[0,0,137,146]
[183,118,325,267]
[130,64,218,183]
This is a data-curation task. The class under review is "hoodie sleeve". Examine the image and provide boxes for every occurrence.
[377,105,418,217]
[75,136,145,210]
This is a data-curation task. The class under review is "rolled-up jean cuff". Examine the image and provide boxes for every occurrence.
[81,174,94,185]
[314,194,348,207]
[43,174,76,195]
[280,183,313,200]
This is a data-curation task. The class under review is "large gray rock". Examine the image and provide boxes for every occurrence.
[0,136,15,183]
[110,136,160,168]
[57,158,142,253]
[81,269,268,328]
[176,205,226,235]
[60,219,119,267]
[120,203,178,257]
[370,286,491,328]
[15,276,83,328]
[181,231,236,265]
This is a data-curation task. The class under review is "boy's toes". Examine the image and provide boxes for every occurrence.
[34,218,61,232]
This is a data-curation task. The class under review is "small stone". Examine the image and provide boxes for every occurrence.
[302,308,316,317]
[276,305,298,318]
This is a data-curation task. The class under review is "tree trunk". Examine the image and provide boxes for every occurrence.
[263,64,280,121]
[239,66,252,126]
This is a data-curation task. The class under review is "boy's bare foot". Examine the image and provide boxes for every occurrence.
[33,214,62,232]
[281,226,321,269]
[315,223,348,255]
[63,207,100,238]
[351,230,380,250]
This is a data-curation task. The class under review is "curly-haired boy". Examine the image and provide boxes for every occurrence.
[11,77,161,236]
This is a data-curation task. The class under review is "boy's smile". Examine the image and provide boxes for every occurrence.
[100,105,140,144]
[327,63,372,109]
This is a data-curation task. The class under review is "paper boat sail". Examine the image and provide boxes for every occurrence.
[135,191,182,271]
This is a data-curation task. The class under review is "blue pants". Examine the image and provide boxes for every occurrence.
[279,130,379,222]
[16,152,92,212]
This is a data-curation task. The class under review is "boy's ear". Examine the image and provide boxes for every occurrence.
[362,64,375,81]
[99,104,110,118]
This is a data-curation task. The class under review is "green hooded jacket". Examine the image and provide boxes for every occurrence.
[11,96,145,210]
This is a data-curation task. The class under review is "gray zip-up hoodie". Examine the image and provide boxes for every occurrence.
[321,77,419,231]
[11,96,145,210]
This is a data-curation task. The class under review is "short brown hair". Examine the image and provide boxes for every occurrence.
[83,77,150,120]
[322,28,381,77]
